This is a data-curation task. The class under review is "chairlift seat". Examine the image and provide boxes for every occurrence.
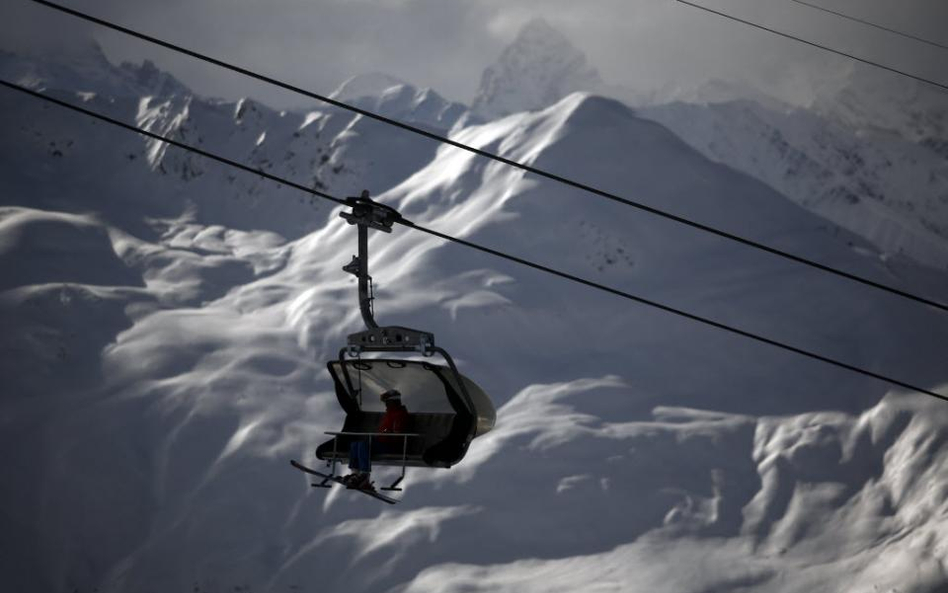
[316,358,495,469]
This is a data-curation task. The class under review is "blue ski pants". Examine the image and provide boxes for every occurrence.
[349,440,372,472]
[349,439,402,472]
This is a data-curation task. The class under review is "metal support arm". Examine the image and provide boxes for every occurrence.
[339,191,434,354]
[340,190,403,330]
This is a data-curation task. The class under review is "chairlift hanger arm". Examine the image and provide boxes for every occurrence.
[340,192,435,353]
[340,190,406,330]
[339,191,405,231]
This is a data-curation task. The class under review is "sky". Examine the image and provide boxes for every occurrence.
[2,0,946,109]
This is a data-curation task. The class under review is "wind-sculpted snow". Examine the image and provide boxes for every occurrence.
[397,390,948,593]
[0,208,142,290]
[2,45,948,593]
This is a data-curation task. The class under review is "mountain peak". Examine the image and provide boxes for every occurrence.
[329,72,411,103]
[118,59,189,97]
[1,39,191,99]
[327,72,467,132]
[471,18,603,120]
[515,17,569,46]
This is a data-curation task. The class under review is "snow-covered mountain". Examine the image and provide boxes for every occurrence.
[643,97,948,270]
[0,39,188,99]
[330,73,468,133]
[2,40,948,593]
[468,20,948,271]
[1,45,472,239]
[471,18,604,120]
[811,62,948,144]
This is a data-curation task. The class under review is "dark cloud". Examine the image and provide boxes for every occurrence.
[12,0,503,106]
[3,0,946,109]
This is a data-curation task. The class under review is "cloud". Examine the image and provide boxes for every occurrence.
[0,0,100,55]
[4,0,945,109]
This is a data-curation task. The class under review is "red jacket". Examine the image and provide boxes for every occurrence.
[378,403,409,444]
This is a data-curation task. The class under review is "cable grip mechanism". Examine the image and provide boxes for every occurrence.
[340,191,432,355]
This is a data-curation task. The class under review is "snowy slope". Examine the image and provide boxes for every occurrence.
[0,40,188,99]
[468,20,948,271]
[643,98,948,270]
[331,73,468,133]
[812,63,948,144]
[398,391,948,593]
[1,43,468,237]
[2,45,948,593]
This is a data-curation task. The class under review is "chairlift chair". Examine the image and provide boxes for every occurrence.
[300,191,495,495]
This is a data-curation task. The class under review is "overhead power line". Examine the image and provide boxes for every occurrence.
[3,79,944,404]
[785,0,948,51]
[675,0,948,92]
[29,0,948,314]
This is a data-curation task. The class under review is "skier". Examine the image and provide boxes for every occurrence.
[343,389,410,491]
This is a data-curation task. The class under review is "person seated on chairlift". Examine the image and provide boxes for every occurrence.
[343,389,410,491]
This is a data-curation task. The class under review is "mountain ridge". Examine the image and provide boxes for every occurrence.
[2,40,948,593]
[465,21,948,271]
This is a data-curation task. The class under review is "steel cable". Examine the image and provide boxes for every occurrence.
[3,79,944,402]
[675,0,948,92]
[785,0,948,52]
[28,0,948,314]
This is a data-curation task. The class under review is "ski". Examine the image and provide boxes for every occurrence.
[289,459,398,505]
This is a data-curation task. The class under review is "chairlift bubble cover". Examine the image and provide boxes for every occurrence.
[316,359,495,468]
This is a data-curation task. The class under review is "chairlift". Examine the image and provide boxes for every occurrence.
[291,191,495,502]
